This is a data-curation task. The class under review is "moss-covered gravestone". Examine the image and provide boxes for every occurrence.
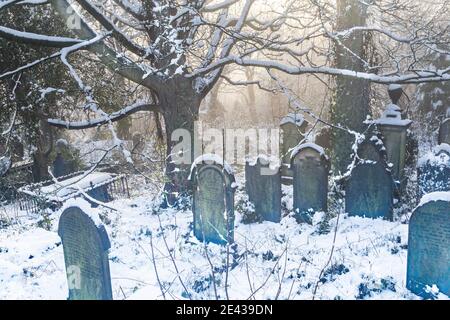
[417,144,450,197]
[245,156,281,223]
[280,113,308,184]
[291,143,329,223]
[190,155,236,245]
[58,206,113,300]
[407,193,450,298]
[53,139,76,178]
[438,118,450,145]
[345,140,394,220]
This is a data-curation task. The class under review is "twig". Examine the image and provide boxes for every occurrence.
[157,214,191,299]
[150,233,167,300]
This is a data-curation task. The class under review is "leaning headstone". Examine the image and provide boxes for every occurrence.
[291,143,329,223]
[438,118,450,145]
[407,192,450,298]
[280,113,308,184]
[58,205,113,300]
[245,155,281,223]
[190,154,236,245]
[417,144,450,197]
[345,139,394,220]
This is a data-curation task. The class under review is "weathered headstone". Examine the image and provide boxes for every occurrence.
[190,155,236,245]
[407,192,450,298]
[291,143,329,223]
[58,206,113,300]
[417,144,450,197]
[245,155,281,223]
[345,140,394,220]
[53,139,76,178]
[280,113,308,184]
[87,183,112,205]
[53,153,68,178]
[438,118,450,145]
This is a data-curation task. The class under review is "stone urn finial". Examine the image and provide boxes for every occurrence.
[388,84,403,105]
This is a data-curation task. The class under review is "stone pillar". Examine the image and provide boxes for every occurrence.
[279,113,308,184]
[374,86,412,186]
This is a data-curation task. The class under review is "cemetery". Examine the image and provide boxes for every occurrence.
[1,94,449,300]
[0,0,449,303]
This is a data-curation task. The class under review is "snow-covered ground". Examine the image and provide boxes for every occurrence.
[0,173,445,300]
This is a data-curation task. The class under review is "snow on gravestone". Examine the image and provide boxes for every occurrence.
[291,143,329,223]
[280,113,308,183]
[417,144,450,197]
[190,155,236,245]
[58,204,113,300]
[438,118,450,146]
[407,192,450,298]
[245,155,281,223]
[345,140,394,220]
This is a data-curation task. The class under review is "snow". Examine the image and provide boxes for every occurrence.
[417,191,450,209]
[389,84,403,91]
[189,153,234,179]
[0,173,441,300]
[290,142,328,161]
[417,143,450,167]
[280,113,305,127]
[59,198,104,228]
[18,172,119,202]
[373,104,412,127]
[0,26,83,45]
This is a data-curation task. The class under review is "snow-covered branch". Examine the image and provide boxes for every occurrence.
[0,25,83,47]
[47,102,159,129]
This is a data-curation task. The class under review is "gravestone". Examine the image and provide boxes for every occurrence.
[53,139,76,178]
[245,155,281,223]
[53,153,68,178]
[280,113,308,184]
[190,155,236,245]
[87,182,112,205]
[58,206,113,300]
[438,118,450,145]
[407,193,450,298]
[291,143,329,223]
[417,144,450,197]
[345,140,394,220]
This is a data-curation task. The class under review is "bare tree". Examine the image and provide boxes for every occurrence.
[1,0,449,205]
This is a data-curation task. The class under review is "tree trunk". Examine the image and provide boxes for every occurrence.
[32,120,54,182]
[159,78,201,208]
[331,0,371,175]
